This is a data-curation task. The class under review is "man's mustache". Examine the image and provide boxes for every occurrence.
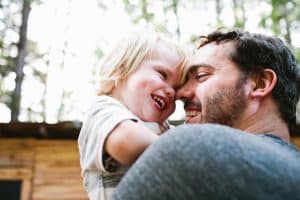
[183,100,202,110]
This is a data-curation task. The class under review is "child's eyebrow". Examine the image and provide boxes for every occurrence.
[155,65,173,76]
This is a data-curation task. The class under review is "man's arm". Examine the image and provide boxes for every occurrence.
[104,120,159,165]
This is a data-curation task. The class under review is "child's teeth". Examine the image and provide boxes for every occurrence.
[153,95,165,109]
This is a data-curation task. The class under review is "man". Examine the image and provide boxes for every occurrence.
[177,30,297,141]
[111,30,300,200]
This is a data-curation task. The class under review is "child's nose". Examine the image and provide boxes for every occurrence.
[165,87,175,100]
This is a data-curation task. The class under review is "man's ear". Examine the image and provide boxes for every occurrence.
[250,68,277,98]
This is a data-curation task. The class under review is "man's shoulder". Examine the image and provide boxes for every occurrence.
[259,134,300,153]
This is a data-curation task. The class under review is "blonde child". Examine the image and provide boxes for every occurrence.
[78,29,189,200]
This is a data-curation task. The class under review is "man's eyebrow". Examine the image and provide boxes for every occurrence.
[188,64,214,74]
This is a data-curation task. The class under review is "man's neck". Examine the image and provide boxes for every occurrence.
[234,100,290,141]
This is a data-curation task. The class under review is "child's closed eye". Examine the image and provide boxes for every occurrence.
[158,70,168,80]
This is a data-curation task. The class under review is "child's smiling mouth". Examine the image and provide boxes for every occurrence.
[151,94,166,110]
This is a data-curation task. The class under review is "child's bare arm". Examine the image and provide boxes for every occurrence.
[104,120,158,166]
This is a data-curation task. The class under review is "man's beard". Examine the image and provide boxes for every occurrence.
[203,77,247,126]
[184,76,247,126]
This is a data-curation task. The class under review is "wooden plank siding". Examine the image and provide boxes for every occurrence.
[291,137,300,149]
[0,137,299,200]
[0,138,35,200]
[32,140,86,200]
[0,139,87,200]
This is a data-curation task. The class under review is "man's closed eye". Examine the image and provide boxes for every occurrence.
[195,72,209,82]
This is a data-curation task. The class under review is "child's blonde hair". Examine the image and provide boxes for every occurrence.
[97,29,190,95]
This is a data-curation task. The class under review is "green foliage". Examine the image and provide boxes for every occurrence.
[0,57,16,76]
[122,0,135,13]
[294,48,300,64]
[95,47,104,60]
[234,20,245,29]
[0,1,18,113]
[1,0,300,122]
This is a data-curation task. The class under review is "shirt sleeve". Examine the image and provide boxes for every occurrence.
[78,96,139,173]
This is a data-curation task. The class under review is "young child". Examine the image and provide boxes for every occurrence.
[78,29,189,200]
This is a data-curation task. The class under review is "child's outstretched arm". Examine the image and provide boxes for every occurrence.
[104,119,158,165]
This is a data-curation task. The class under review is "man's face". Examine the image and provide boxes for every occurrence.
[176,42,248,127]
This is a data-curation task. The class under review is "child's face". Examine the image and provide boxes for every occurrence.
[114,41,183,123]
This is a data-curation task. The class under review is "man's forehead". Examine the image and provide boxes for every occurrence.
[187,46,219,73]
[188,42,235,72]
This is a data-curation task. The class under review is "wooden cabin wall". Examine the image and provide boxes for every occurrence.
[0,137,300,200]
[292,137,300,149]
[0,138,87,200]
[0,139,35,200]
[32,140,87,200]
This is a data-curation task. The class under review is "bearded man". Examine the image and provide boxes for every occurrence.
[111,30,300,200]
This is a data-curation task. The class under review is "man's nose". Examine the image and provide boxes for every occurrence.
[176,83,194,100]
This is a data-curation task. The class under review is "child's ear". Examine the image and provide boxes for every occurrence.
[250,68,277,98]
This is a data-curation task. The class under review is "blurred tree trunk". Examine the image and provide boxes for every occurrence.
[141,0,151,24]
[41,60,50,122]
[233,0,245,28]
[11,0,31,121]
[270,0,294,46]
[57,0,72,121]
[171,0,180,38]
[215,0,222,27]
[282,5,291,45]
[241,0,245,25]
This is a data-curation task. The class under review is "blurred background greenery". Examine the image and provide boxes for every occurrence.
[0,0,299,123]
